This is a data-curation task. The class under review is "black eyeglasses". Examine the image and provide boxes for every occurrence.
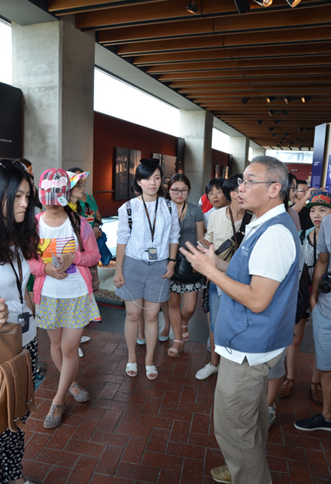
[170,188,189,195]
[0,159,28,172]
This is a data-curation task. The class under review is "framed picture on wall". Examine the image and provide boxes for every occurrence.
[129,149,141,198]
[115,147,129,200]
[153,154,177,192]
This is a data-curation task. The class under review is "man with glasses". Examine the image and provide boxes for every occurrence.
[180,156,300,484]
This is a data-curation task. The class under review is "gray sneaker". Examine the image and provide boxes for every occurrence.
[269,406,276,428]
[195,363,219,380]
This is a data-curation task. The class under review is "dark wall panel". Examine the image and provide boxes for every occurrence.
[0,82,22,159]
[93,112,178,216]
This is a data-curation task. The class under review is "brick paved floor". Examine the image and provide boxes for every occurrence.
[23,328,331,484]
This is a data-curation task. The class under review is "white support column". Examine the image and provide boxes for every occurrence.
[179,110,213,202]
[229,136,250,175]
[12,15,95,192]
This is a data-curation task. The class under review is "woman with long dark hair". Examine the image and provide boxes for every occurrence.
[165,173,205,357]
[0,159,39,484]
[114,159,180,380]
[29,169,101,429]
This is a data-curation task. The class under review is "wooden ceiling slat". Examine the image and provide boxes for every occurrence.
[146,55,331,73]
[157,66,331,81]
[114,26,331,54]
[169,76,331,87]
[48,0,166,14]
[182,87,331,96]
[187,91,331,98]
[133,43,331,66]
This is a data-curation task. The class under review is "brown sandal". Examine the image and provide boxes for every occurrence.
[310,381,323,405]
[278,378,294,399]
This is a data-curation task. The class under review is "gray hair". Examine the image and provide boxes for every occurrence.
[250,156,289,201]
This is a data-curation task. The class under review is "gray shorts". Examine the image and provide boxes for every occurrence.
[115,256,170,303]
[312,305,331,371]
[268,348,286,379]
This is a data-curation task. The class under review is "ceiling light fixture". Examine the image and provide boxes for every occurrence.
[241,96,250,104]
[258,119,264,125]
[272,133,277,137]
[284,133,289,137]
[283,110,290,116]
[266,96,276,103]
[269,127,275,132]
[253,0,273,6]
[304,127,310,132]
[268,109,277,116]
[234,0,250,14]
[301,96,312,103]
[274,120,281,125]
[297,127,303,132]
[284,96,295,104]
[186,0,198,14]
[286,0,302,7]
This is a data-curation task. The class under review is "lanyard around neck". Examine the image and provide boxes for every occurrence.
[142,195,158,244]
[178,201,186,223]
[9,253,24,306]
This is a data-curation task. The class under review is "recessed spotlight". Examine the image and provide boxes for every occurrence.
[304,127,310,132]
[297,127,303,132]
[268,110,277,116]
[274,120,281,125]
[257,119,264,125]
[301,96,312,103]
[284,96,295,104]
[186,0,198,14]
[269,127,275,132]
[266,96,276,103]
[283,110,290,116]
[241,96,250,104]
[272,133,277,137]
[284,133,289,137]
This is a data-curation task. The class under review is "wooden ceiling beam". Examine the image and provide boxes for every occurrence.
[132,43,331,66]
[146,55,331,73]
[97,5,331,41]
[76,1,328,30]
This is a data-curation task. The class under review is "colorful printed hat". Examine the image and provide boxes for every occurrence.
[38,168,71,207]
[306,190,331,209]
[66,170,90,189]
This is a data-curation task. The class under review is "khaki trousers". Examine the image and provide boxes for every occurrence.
[214,353,282,484]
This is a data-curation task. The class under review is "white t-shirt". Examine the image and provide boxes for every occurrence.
[116,197,180,262]
[39,216,88,298]
[0,249,36,347]
[215,205,297,366]
[205,206,244,247]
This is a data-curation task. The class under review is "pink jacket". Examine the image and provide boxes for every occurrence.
[28,212,101,304]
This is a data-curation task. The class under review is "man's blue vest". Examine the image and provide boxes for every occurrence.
[215,211,300,353]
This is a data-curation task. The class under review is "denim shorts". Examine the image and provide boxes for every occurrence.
[115,256,170,303]
[312,305,331,371]
[209,281,222,333]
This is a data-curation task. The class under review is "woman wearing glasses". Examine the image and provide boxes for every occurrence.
[0,159,39,484]
[165,174,206,357]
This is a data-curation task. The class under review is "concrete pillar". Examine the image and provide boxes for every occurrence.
[250,147,266,161]
[229,136,249,175]
[179,110,213,203]
[12,15,95,192]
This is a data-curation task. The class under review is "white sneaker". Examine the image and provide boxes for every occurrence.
[78,347,84,358]
[195,363,219,380]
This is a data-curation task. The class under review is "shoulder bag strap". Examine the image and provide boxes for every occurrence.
[126,201,132,232]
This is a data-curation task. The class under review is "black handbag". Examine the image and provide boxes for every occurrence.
[172,252,203,284]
